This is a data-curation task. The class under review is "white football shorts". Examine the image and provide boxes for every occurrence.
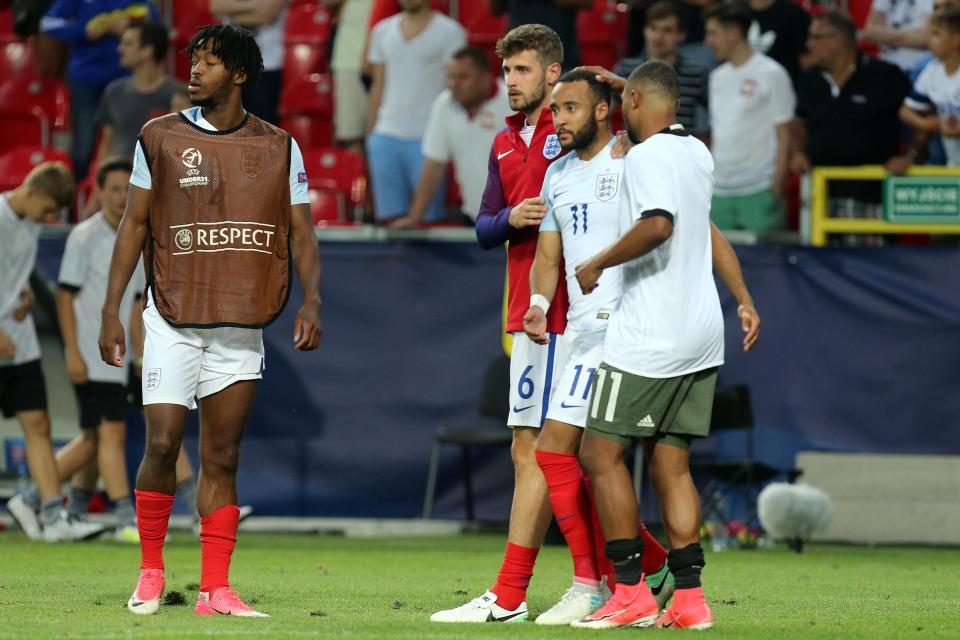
[545,328,606,429]
[508,331,569,429]
[141,291,264,409]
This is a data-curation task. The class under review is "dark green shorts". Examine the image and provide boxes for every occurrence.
[585,363,718,449]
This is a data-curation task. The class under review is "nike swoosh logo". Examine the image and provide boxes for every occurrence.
[554,190,567,199]
[557,514,575,523]
[649,571,669,595]
[512,404,536,413]
[661,619,675,628]
[497,150,514,160]
[593,609,627,621]
[560,401,584,409]
[488,610,526,622]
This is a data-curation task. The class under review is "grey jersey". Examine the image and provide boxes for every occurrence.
[58,212,145,383]
[0,194,41,367]
[97,76,182,159]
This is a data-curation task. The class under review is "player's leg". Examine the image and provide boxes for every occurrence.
[62,383,103,518]
[97,413,137,541]
[431,333,559,623]
[193,379,267,617]
[68,455,98,518]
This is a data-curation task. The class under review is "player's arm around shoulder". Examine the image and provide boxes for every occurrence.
[290,202,322,351]
[99,185,150,368]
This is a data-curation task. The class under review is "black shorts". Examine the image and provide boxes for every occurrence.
[74,381,128,429]
[0,360,48,418]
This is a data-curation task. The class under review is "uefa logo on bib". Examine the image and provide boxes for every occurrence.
[543,134,561,160]
[181,148,202,169]
[175,228,193,251]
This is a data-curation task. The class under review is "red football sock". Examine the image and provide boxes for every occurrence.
[582,476,616,589]
[135,490,174,570]
[491,542,539,611]
[638,520,669,576]
[199,504,240,593]
[535,450,600,582]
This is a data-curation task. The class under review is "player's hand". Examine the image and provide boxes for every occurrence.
[884,155,912,175]
[65,349,89,385]
[575,259,603,295]
[293,300,322,351]
[522,306,549,345]
[922,114,943,134]
[509,197,547,229]
[98,310,126,367]
[0,331,15,360]
[387,215,420,230]
[789,151,810,175]
[611,131,633,159]
[738,303,761,353]
[12,289,33,322]
[577,66,626,93]
[941,114,960,138]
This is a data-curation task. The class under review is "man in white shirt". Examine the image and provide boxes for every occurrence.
[2,162,107,543]
[365,0,466,223]
[573,61,741,631]
[863,0,935,73]
[389,46,512,228]
[704,1,794,231]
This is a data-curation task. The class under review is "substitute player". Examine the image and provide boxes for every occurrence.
[526,69,761,626]
[431,25,668,625]
[573,60,731,630]
[99,24,321,617]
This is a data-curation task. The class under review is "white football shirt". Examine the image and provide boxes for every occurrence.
[0,194,41,367]
[709,52,795,196]
[905,59,960,166]
[58,212,146,383]
[540,139,623,334]
[604,127,724,378]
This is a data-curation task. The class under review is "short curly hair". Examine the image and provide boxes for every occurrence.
[495,24,564,68]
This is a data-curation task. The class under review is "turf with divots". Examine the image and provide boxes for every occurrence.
[0,531,957,639]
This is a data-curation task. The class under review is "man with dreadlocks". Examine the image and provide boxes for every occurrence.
[99,24,322,618]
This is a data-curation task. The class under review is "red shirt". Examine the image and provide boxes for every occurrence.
[476,108,569,334]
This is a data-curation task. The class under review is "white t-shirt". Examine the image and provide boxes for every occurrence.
[367,12,466,139]
[58,212,146,384]
[131,107,310,205]
[709,52,795,195]
[905,59,960,166]
[604,129,724,378]
[540,140,623,334]
[421,81,512,219]
[332,0,373,72]
[871,0,934,72]
[0,194,41,367]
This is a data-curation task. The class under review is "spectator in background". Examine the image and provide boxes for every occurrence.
[748,0,810,86]
[489,0,593,70]
[40,0,158,180]
[705,1,794,231]
[328,0,375,157]
[388,46,512,229]
[210,0,289,124]
[901,4,960,166]
[791,11,909,235]
[615,1,709,134]
[97,22,180,161]
[862,0,934,73]
[366,0,465,223]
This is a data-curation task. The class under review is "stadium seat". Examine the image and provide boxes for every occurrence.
[0,146,72,192]
[172,0,215,46]
[309,186,348,227]
[301,146,366,214]
[0,41,35,77]
[0,112,48,156]
[279,73,334,147]
[0,7,12,39]
[577,1,629,69]
[0,75,69,130]
[283,44,328,86]
[422,355,511,520]
[284,4,332,45]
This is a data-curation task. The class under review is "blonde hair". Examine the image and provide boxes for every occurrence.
[25,162,74,208]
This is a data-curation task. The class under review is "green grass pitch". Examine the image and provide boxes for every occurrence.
[0,531,957,639]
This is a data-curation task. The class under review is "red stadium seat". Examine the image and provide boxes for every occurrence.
[0,112,48,155]
[301,147,366,207]
[279,73,334,148]
[577,2,629,69]
[0,8,12,38]
[0,41,35,77]
[0,146,72,192]
[283,44,328,85]
[285,4,332,45]
[309,186,348,227]
[173,0,216,46]
[0,75,69,130]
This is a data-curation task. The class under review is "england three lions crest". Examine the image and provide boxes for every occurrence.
[596,174,619,201]
[241,148,264,178]
[543,134,561,160]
